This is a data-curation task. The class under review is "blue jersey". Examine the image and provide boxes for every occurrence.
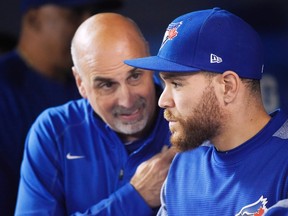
[15,98,170,215]
[0,50,80,215]
[159,109,288,216]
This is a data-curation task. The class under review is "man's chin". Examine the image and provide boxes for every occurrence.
[115,121,146,135]
[170,133,182,146]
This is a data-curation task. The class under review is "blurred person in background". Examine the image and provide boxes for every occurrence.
[0,0,123,215]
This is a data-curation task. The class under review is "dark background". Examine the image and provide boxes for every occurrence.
[0,0,287,112]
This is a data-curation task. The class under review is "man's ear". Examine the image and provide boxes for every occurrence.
[221,70,240,104]
[72,67,87,98]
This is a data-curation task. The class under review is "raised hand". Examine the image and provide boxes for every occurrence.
[130,146,177,207]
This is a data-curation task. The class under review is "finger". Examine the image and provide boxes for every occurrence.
[161,145,169,153]
[161,147,177,162]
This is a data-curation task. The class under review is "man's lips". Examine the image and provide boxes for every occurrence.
[164,117,177,122]
[118,108,141,121]
[168,121,177,127]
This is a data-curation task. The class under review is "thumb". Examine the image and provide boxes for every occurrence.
[160,145,177,162]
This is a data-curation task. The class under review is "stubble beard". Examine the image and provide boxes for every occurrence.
[167,86,224,152]
[112,98,149,135]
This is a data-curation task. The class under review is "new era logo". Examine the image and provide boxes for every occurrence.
[210,53,222,63]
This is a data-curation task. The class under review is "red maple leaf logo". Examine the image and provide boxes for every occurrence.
[167,28,178,40]
[254,207,265,216]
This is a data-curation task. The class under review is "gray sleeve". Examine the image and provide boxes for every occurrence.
[157,178,169,216]
[264,199,288,216]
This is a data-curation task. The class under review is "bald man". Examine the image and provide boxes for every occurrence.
[0,1,123,215]
[15,13,175,215]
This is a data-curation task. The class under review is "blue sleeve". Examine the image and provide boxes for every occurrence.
[72,183,153,216]
[15,124,66,215]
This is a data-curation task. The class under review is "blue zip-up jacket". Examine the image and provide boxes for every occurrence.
[15,98,170,215]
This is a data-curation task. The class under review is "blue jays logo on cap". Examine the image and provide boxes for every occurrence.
[160,21,182,49]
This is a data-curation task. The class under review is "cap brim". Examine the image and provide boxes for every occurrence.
[124,56,201,72]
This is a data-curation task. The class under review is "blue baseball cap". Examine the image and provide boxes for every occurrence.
[21,0,123,14]
[125,8,264,80]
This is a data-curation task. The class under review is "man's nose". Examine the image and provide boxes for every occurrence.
[117,85,135,108]
[158,87,174,108]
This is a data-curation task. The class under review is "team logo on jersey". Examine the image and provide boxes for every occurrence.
[160,21,182,49]
[235,196,268,216]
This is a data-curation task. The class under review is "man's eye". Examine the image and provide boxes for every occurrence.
[128,72,143,85]
[131,73,141,80]
[98,82,113,89]
[172,82,181,88]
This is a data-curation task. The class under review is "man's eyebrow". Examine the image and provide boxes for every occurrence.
[160,72,191,80]
[93,76,114,83]
[129,67,145,73]
[92,68,142,82]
